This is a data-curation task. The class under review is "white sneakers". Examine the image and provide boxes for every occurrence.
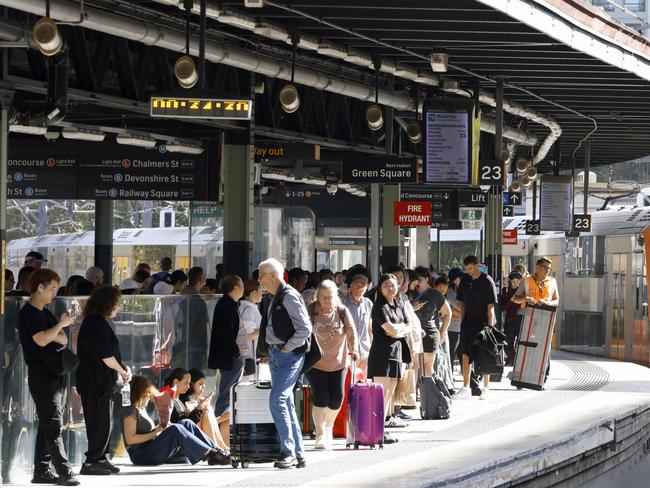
[314,433,333,450]
[452,387,471,399]
[479,387,490,400]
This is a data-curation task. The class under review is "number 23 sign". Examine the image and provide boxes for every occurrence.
[479,160,504,186]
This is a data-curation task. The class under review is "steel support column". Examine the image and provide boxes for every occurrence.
[369,183,380,283]
[381,184,400,270]
[415,226,430,268]
[94,200,113,285]
[0,102,9,486]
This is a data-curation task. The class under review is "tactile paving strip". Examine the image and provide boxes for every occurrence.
[222,355,612,487]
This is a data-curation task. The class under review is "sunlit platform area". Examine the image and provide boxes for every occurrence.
[7,351,650,488]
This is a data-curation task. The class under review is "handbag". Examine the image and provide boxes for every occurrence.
[301,332,323,375]
[38,343,79,376]
[395,365,417,407]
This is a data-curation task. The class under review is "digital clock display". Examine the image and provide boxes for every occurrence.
[150,97,252,120]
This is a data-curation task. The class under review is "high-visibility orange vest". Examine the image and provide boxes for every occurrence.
[524,274,554,302]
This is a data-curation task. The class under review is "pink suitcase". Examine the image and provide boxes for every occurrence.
[346,381,384,450]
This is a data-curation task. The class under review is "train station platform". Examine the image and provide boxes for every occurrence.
[8,351,650,488]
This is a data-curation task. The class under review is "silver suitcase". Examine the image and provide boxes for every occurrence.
[511,304,557,390]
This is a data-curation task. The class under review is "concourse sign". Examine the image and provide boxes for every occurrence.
[431,220,463,230]
[394,201,433,227]
[400,188,458,221]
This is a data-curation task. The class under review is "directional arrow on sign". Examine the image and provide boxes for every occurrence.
[503,206,515,217]
[510,192,521,205]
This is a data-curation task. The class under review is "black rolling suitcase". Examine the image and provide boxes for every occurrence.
[418,356,451,420]
[230,365,280,468]
[511,304,557,390]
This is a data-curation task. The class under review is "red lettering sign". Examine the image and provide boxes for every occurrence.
[394,201,433,227]
[503,229,518,245]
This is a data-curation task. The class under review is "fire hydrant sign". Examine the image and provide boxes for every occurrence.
[503,229,518,245]
[394,201,433,226]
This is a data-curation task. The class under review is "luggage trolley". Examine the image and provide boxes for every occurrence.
[511,303,557,391]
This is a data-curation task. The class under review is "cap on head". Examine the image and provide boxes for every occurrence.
[25,251,47,263]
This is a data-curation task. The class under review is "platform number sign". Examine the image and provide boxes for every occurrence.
[479,160,504,186]
[572,214,592,233]
[525,220,541,235]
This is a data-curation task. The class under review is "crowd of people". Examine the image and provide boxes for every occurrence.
[5,250,560,484]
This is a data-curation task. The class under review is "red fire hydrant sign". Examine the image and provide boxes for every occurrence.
[394,201,433,226]
[503,229,518,245]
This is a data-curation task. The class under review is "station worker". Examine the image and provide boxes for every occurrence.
[512,257,559,308]
[257,258,311,470]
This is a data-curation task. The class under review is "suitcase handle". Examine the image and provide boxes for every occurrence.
[255,359,272,389]
[518,341,538,348]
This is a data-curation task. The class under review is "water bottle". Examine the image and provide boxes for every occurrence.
[121,381,131,407]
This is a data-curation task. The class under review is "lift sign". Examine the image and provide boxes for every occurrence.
[150,97,252,120]
[394,201,433,226]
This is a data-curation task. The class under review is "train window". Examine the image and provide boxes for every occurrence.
[566,235,604,276]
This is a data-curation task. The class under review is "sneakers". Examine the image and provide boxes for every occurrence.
[313,436,327,450]
[56,473,80,486]
[479,387,490,400]
[79,463,111,476]
[452,387,471,399]
[382,432,398,444]
[507,371,514,380]
[97,459,120,474]
[394,408,413,420]
[31,471,59,484]
[384,416,408,428]
[296,457,307,468]
[207,449,231,466]
[274,455,297,469]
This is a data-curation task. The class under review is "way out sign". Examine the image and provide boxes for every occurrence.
[394,201,433,226]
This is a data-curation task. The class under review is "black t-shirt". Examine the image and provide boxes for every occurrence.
[368,297,411,364]
[456,272,498,328]
[6,290,30,297]
[414,287,447,335]
[17,302,59,373]
[76,314,122,394]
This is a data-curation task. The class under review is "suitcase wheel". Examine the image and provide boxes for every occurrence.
[354,442,360,450]
[379,442,384,450]
[231,459,239,469]
[346,444,350,450]
[242,462,250,469]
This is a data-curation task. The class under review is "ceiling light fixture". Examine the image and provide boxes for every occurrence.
[515,157,529,175]
[174,55,198,89]
[367,57,383,131]
[9,124,47,135]
[165,141,203,154]
[407,120,422,144]
[316,43,347,59]
[33,17,62,56]
[61,127,106,142]
[345,49,372,67]
[428,52,449,73]
[510,181,523,193]
[218,10,258,30]
[253,23,290,43]
[116,133,157,148]
[280,34,300,113]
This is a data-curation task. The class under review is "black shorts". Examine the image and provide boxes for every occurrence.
[422,326,440,353]
[459,323,483,358]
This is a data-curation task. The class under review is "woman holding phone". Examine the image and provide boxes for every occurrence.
[179,369,230,453]
[412,267,450,376]
[163,369,230,462]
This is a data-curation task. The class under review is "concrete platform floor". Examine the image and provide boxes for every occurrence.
[8,351,650,487]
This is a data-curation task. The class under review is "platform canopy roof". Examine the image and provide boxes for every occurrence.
[0,0,649,170]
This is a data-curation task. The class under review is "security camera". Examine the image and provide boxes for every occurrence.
[326,183,338,195]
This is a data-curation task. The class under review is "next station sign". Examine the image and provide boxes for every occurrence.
[394,201,433,226]
[341,153,419,183]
